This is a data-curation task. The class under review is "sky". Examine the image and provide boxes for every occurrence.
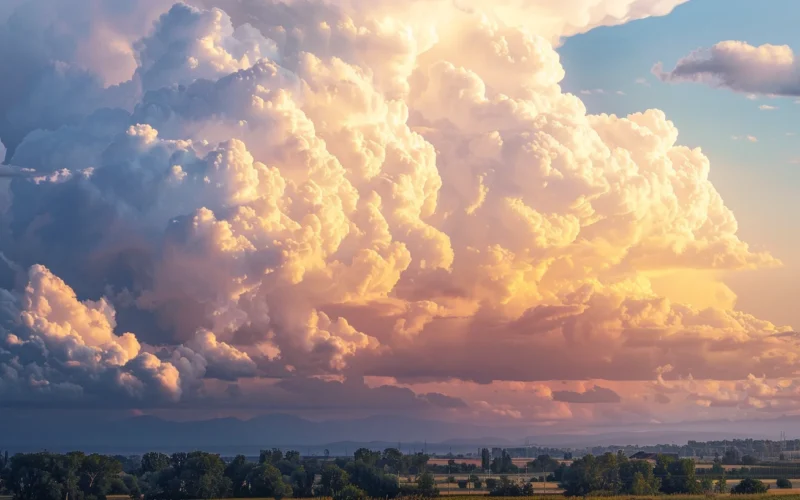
[558,0,800,330]
[1,0,800,436]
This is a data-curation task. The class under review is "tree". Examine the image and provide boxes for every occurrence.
[722,449,740,465]
[334,484,367,500]
[560,453,661,497]
[140,453,170,475]
[564,452,573,460]
[284,451,301,463]
[417,471,438,497]
[353,449,380,467]
[740,455,759,466]
[248,463,293,499]
[489,475,529,496]
[700,476,714,493]
[290,466,314,497]
[225,455,257,498]
[324,449,330,458]
[382,448,404,474]
[409,452,429,474]
[716,477,728,494]
[731,478,768,494]
[7,453,64,500]
[654,455,700,494]
[319,464,350,496]
[777,478,793,489]
[179,451,231,500]
[81,453,123,496]
[260,449,284,465]
[480,449,491,470]
[530,454,560,473]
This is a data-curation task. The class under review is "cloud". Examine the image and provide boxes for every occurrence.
[553,386,622,404]
[654,41,800,96]
[759,104,778,111]
[0,0,796,428]
[731,135,758,142]
[197,0,690,46]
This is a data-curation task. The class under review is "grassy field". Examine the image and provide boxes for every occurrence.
[93,494,800,500]
[101,496,800,500]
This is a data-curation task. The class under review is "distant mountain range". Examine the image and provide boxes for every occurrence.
[0,412,795,455]
[0,413,519,454]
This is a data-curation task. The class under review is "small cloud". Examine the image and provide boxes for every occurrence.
[731,135,758,142]
[615,90,626,95]
[654,393,671,404]
[787,132,796,136]
[746,94,758,100]
[580,88,605,95]
[759,104,778,111]
[552,385,622,404]
[635,77,650,86]
[795,99,800,104]
[789,158,800,165]
[654,41,800,97]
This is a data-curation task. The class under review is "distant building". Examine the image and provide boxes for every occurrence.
[629,452,680,462]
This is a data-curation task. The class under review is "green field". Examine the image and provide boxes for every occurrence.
[93,496,800,500]
[92,495,800,500]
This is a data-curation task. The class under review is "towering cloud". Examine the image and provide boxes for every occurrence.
[0,0,795,427]
[654,40,800,96]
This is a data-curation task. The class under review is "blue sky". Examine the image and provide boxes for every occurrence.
[557,0,800,328]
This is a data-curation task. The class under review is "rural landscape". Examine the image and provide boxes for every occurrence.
[5,438,800,499]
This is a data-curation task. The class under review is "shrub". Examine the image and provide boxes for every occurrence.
[334,484,367,500]
[457,480,468,489]
[731,478,768,494]
[485,478,498,490]
[777,478,793,489]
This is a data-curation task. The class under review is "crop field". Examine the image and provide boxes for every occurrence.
[97,496,800,500]
[94,492,800,500]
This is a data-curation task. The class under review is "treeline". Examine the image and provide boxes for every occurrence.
[558,452,769,496]
[0,447,440,500]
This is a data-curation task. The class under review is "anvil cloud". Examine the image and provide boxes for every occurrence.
[0,0,794,429]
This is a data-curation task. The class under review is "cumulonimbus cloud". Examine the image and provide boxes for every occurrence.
[654,40,800,96]
[0,0,795,427]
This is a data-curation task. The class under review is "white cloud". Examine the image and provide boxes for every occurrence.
[655,40,800,97]
[759,104,778,111]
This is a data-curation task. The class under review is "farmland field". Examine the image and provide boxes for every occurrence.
[95,496,800,500]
